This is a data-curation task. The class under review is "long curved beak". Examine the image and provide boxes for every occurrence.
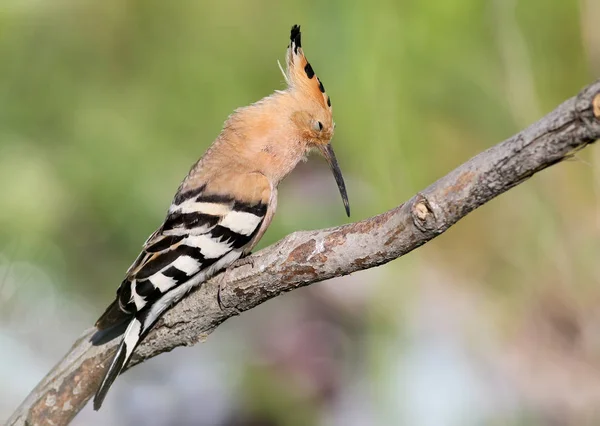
[318,143,350,217]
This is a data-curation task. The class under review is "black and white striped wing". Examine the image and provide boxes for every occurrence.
[93,179,271,410]
[95,187,267,329]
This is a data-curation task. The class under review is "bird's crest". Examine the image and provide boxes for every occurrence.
[284,25,332,112]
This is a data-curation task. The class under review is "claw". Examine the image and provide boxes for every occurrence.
[229,253,255,270]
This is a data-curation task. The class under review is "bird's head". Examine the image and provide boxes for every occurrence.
[282,25,350,216]
[222,25,350,216]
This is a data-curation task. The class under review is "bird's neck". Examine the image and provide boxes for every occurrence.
[216,98,308,186]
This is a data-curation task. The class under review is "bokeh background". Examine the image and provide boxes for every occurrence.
[1,0,600,425]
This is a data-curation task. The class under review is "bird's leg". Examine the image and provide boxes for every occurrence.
[216,278,230,312]
[216,271,241,313]
[217,252,256,311]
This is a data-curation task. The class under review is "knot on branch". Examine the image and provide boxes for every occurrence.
[411,195,437,232]
[594,93,600,119]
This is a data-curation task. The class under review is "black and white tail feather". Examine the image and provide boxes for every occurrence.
[93,186,267,410]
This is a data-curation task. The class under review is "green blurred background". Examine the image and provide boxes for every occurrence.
[1,0,599,425]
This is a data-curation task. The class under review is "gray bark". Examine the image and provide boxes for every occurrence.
[6,80,600,426]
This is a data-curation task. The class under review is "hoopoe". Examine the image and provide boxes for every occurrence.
[93,25,349,409]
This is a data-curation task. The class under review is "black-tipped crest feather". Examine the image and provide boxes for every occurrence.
[290,24,301,52]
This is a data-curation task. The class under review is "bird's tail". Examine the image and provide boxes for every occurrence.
[93,316,143,410]
[95,299,131,330]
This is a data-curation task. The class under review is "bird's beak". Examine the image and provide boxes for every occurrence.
[318,143,350,217]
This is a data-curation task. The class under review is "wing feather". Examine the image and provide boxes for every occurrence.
[94,172,274,410]
[96,172,271,329]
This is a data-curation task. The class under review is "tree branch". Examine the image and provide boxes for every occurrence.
[7,80,600,426]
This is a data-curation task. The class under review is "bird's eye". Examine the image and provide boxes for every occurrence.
[313,121,323,132]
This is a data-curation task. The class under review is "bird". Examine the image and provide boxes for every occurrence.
[92,24,350,410]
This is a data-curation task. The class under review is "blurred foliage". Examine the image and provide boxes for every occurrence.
[1,0,599,424]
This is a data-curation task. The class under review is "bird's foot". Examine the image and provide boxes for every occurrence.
[229,252,255,270]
